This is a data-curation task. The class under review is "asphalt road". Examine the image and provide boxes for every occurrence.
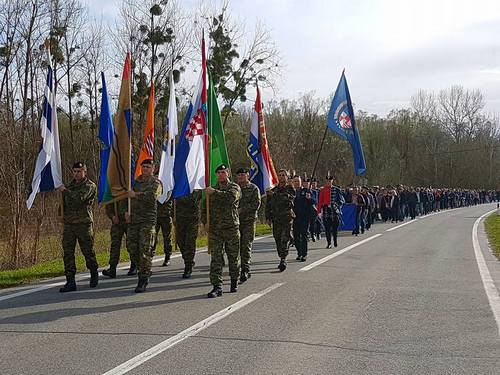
[0,204,499,375]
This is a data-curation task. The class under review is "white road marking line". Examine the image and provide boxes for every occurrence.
[298,234,382,272]
[0,281,64,302]
[386,219,417,232]
[101,282,284,375]
[254,234,273,241]
[0,235,274,302]
[420,211,442,218]
[472,209,500,336]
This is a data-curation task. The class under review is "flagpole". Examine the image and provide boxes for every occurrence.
[128,51,132,221]
[173,200,178,253]
[202,31,211,255]
[309,124,329,187]
[170,60,178,255]
[47,38,66,221]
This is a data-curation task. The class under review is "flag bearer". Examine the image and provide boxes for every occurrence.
[58,162,99,293]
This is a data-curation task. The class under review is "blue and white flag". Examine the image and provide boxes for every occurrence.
[27,50,62,209]
[158,72,178,203]
[327,70,366,176]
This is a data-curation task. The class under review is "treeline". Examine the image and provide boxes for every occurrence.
[225,87,500,190]
[0,0,499,270]
[0,0,281,268]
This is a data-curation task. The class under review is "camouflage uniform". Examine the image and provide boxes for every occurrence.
[175,190,202,269]
[104,199,128,268]
[205,181,241,287]
[126,175,162,279]
[238,181,261,274]
[265,183,296,260]
[61,177,98,276]
[154,197,173,259]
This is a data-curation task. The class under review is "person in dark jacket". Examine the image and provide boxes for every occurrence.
[389,189,400,223]
[292,176,316,262]
[407,187,418,220]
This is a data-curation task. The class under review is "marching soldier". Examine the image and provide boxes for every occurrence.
[58,162,99,293]
[102,199,136,278]
[265,169,296,272]
[205,165,241,298]
[293,176,315,261]
[125,159,162,293]
[175,190,202,278]
[154,195,173,267]
[236,167,261,283]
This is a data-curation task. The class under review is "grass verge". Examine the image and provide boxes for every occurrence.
[485,213,500,260]
[0,223,272,289]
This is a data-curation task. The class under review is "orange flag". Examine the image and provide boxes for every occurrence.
[135,83,155,178]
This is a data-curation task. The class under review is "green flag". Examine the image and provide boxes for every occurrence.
[208,71,230,186]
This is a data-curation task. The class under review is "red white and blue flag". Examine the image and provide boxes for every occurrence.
[247,86,278,195]
[172,37,208,198]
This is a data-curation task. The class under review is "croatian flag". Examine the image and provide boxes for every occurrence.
[247,86,278,195]
[172,37,207,199]
[158,72,178,203]
[27,49,62,209]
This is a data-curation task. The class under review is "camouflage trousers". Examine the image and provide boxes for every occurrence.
[209,226,240,287]
[154,217,172,259]
[62,223,98,276]
[239,221,256,274]
[176,218,198,268]
[127,222,156,278]
[108,222,127,268]
[272,219,292,260]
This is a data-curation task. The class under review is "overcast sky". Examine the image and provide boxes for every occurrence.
[85,0,500,117]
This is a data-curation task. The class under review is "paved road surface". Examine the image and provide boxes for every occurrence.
[0,204,499,374]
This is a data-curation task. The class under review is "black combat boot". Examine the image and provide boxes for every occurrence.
[239,271,250,284]
[59,275,77,293]
[102,267,116,278]
[326,243,332,249]
[207,286,223,298]
[89,269,99,288]
[161,255,171,267]
[134,277,149,293]
[230,279,238,293]
[278,259,287,272]
[182,266,192,279]
[127,263,137,276]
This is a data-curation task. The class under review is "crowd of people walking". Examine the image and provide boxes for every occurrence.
[55,161,499,298]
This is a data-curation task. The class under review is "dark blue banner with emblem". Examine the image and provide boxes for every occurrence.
[327,71,366,176]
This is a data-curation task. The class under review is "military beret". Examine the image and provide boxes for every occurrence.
[215,164,228,172]
[326,175,334,180]
[72,162,85,169]
[304,178,310,182]
[141,158,154,166]
[236,167,249,174]
[311,178,317,182]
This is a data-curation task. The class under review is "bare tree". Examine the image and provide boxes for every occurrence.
[436,85,485,143]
